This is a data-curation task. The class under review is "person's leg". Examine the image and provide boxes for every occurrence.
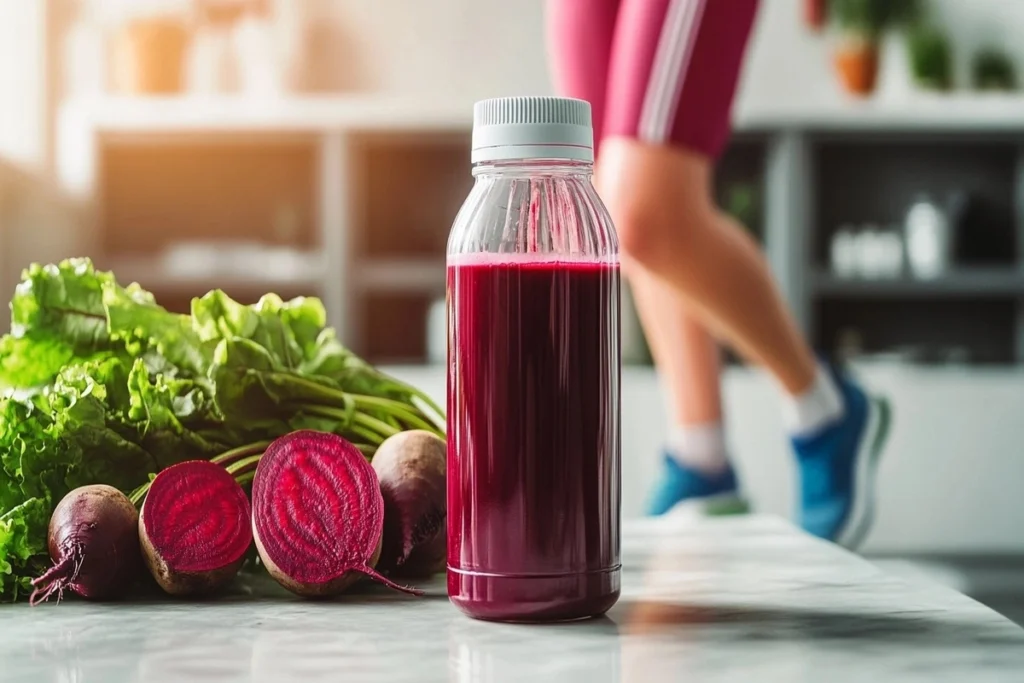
[547,0,738,511]
[602,0,816,393]
[600,142,821,393]
[629,265,722,429]
[600,0,890,545]
[630,267,744,516]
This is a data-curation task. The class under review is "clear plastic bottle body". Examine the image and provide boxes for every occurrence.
[446,159,621,621]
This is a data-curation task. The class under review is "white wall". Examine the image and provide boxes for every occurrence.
[305,0,552,100]
[309,0,1024,109]
[303,0,836,112]
[740,0,1024,106]
[0,1,48,170]
[925,0,1024,87]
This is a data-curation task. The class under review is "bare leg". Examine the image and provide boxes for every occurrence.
[548,0,889,542]
[621,258,723,426]
[599,138,817,394]
[548,0,728,431]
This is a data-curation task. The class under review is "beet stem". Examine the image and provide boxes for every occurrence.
[355,564,424,596]
[349,424,384,446]
[271,372,356,409]
[224,454,264,475]
[29,544,84,606]
[405,387,446,429]
[350,395,440,434]
[302,405,391,444]
[128,482,151,506]
[211,441,273,466]
[354,412,400,438]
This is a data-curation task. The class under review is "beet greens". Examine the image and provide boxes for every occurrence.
[0,258,443,601]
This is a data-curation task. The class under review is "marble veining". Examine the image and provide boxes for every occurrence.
[2,516,1022,682]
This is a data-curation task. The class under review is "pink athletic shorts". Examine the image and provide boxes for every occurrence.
[547,0,760,159]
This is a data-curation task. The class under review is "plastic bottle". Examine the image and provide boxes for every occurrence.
[446,97,621,622]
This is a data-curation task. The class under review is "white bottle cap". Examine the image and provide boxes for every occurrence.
[472,96,594,164]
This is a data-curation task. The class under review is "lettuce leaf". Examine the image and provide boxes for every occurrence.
[0,498,50,600]
[0,257,443,601]
[0,334,75,393]
[11,260,115,351]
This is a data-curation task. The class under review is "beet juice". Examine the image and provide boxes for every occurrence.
[446,97,621,622]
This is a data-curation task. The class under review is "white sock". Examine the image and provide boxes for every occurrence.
[666,423,730,474]
[783,362,845,438]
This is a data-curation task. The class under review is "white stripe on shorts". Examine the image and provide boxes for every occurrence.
[638,0,707,144]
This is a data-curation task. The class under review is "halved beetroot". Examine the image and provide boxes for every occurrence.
[140,460,253,596]
[251,430,420,597]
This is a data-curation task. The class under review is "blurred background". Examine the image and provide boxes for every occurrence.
[0,0,1022,618]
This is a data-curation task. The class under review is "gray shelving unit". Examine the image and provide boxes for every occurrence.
[744,119,1024,365]
[54,95,1024,364]
[812,269,1024,298]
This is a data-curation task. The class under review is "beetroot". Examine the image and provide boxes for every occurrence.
[251,430,421,597]
[372,430,446,577]
[139,460,253,596]
[31,485,142,605]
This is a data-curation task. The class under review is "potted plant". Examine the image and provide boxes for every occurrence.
[723,182,760,241]
[972,47,1017,91]
[875,0,923,99]
[829,0,888,96]
[907,26,953,91]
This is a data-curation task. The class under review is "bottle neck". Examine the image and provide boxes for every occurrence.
[472,158,594,179]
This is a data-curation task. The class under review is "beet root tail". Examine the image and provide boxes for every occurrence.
[29,549,82,606]
[355,565,424,596]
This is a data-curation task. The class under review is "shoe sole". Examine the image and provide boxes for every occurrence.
[836,395,892,550]
[668,491,751,519]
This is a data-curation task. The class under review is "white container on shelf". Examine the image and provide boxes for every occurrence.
[232,13,286,96]
[64,8,106,97]
[830,225,857,278]
[905,195,951,279]
[855,226,881,279]
[427,297,446,365]
[878,228,904,278]
[186,26,233,94]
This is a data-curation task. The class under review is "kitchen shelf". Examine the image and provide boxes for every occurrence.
[61,93,1024,137]
[813,269,1024,298]
[734,93,1024,132]
[60,95,471,135]
[107,254,325,292]
[356,259,445,294]
[53,91,1024,364]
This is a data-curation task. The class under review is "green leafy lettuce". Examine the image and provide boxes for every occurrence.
[0,258,443,601]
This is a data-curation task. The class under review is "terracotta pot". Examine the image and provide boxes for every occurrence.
[833,38,880,96]
[111,17,190,95]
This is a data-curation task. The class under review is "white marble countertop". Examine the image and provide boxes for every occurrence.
[2,515,1022,683]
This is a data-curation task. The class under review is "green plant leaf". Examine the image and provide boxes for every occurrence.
[10,260,114,351]
[0,258,444,601]
[0,334,75,393]
[0,498,50,600]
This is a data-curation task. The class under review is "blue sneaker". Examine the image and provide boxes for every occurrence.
[646,454,749,517]
[792,365,892,549]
